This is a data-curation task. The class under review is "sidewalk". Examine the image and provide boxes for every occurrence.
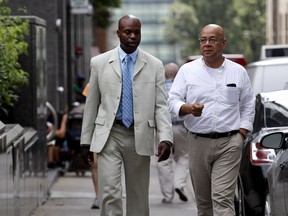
[31,156,197,216]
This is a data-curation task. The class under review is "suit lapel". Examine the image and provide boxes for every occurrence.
[109,48,146,78]
[109,48,121,78]
[134,50,146,78]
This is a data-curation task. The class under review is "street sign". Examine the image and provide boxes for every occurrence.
[70,0,93,15]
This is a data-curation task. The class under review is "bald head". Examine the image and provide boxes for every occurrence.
[165,63,179,80]
[200,24,225,38]
[199,24,227,66]
[118,15,141,29]
[117,15,141,54]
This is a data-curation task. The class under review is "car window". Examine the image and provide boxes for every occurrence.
[264,101,288,127]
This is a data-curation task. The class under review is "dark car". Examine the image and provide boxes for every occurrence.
[260,131,288,216]
[235,90,288,216]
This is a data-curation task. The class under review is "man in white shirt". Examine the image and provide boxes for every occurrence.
[157,63,189,204]
[168,24,255,216]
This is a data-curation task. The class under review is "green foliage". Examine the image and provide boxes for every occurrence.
[0,0,29,114]
[164,1,199,58]
[230,0,266,62]
[164,0,266,63]
[91,0,121,28]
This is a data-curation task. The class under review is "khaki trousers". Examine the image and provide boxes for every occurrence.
[187,132,243,216]
[98,124,150,216]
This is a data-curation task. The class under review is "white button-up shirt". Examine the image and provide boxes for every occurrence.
[168,57,255,133]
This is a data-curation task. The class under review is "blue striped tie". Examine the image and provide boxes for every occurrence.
[121,55,133,128]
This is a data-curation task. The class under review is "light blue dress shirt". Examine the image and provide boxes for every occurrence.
[116,46,138,120]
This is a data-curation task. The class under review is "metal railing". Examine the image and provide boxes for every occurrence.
[0,121,47,216]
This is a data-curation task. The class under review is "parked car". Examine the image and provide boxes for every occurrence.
[246,57,288,95]
[260,44,288,60]
[235,90,288,216]
[260,130,288,216]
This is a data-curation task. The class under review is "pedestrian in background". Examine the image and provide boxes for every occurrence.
[82,83,99,209]
[47,113,68,169]
[80,15,173,216]
[157,63,189,204]
[168,24,255,215]
[73,73,86,103]
[90,152,99,209]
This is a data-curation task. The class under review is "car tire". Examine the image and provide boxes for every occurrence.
[264,192,272,216]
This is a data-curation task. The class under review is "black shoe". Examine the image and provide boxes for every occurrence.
[47,162,56,169]
[175,188,188,202]
[161,198,172,204]
[91,198,99,209]
[56,161,65,168]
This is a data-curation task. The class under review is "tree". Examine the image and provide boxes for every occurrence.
[164,1,199,58]
[90,0,121,52]
[91,0,121,28]
[0,0,29,114]
[230,0,266,62]
[164,0,266,63]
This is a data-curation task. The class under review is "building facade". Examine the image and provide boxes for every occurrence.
[267,0,288,44]
[8,0,93,113]
[108,0,180,64]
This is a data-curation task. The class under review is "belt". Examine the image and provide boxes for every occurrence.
[191,130,239,139]
[114,119,134,127]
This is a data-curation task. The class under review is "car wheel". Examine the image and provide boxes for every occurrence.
[235,177,246,216]
[264,193,272,216]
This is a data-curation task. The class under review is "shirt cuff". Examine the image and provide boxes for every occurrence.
[163,141,173,147]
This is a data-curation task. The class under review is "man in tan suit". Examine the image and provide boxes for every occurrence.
[80,15,173,216]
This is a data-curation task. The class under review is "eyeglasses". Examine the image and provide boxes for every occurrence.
[198,37,223,44]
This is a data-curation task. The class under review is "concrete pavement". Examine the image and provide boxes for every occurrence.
[31,155,197,216]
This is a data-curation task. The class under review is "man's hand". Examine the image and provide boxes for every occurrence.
[157,141,171,162]
[190,103,204,117]
[81,145,94,166]
[180,102,204,116]
[239,128,248,141]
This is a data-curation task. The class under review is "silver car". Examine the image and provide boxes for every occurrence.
[260,96,288,216]
[236,90,288,216]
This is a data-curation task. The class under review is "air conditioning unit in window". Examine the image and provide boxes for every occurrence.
[260,44,288,60]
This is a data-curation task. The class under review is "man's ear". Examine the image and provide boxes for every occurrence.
[222,38,228,48]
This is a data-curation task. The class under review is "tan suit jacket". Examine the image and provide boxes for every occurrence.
[80,47,173,155]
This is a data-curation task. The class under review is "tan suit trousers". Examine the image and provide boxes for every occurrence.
[98,123,151,216]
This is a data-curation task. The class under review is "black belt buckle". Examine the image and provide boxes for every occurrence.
[193,130,238,139]
[209,132,219,139]
[227,131,234,137]
[210,131,238,139]
[115,119,124,126]
[114,119,134,128]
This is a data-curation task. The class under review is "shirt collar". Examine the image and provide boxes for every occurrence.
[165,79,174,83]
[201,56,225,69]
[118,46,138,64]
